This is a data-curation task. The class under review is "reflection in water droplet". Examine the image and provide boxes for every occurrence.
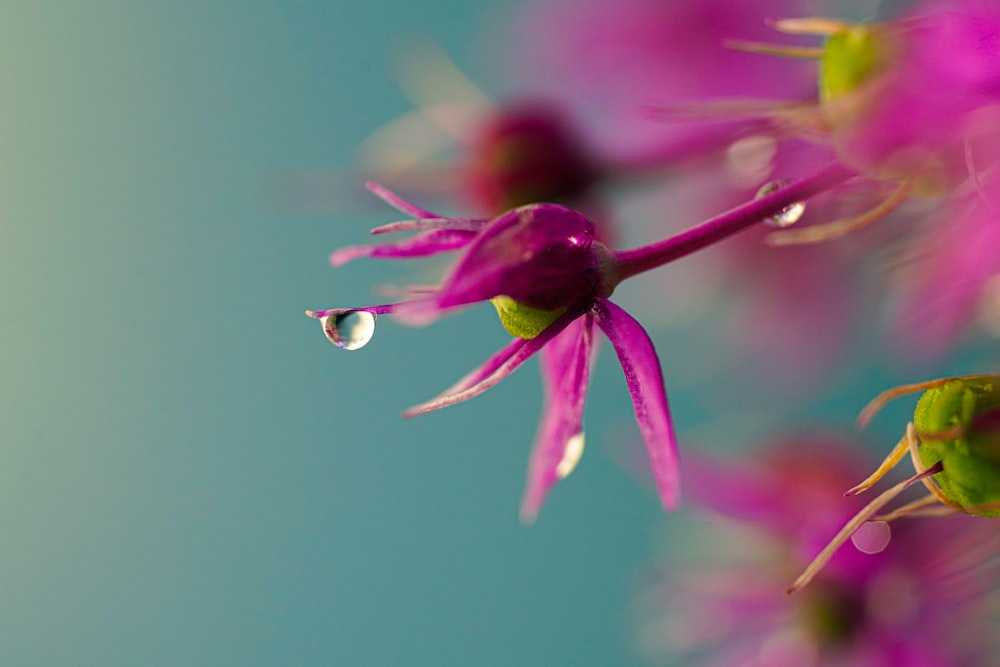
[756,179,807,227]
[556,432,586,479]
[321,311,376,350]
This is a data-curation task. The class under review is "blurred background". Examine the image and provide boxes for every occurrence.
[1,1,996,665]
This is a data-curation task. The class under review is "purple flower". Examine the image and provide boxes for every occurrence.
[309,164,853,519]
[635,434,1000,666]
[313,183,677,522]
[665,0,1000,246]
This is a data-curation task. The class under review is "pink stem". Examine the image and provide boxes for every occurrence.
[611,161,856,282]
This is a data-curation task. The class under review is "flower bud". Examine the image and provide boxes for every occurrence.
[461,105,595,214]
[915,376,1000,516]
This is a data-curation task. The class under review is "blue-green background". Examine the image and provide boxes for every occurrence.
[1,2,993,665]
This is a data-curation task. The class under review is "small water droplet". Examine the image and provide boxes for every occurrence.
[756,179,806,227]
[321,311,376,350]
[851,520,891,554]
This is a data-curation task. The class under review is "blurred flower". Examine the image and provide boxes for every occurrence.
[308,166,851,518]
[513,0,815,161]
[635,434,1000,666]
[665,0,1000,247]
[790,374,1000,593]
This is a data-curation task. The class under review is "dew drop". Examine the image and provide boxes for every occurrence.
[755,179,806,227]
[556,432,586,479]
[851,520,891,554]
[321,311,376,350]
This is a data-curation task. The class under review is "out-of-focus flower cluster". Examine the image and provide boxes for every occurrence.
[634,435,1000,666]
[306,0,1000,663]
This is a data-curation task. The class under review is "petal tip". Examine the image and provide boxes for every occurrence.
[518,507,539,526]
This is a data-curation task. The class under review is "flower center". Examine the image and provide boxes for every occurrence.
[819,24,880,104]
[490,296,568,339]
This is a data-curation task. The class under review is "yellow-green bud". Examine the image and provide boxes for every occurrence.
[915,377,1000,517]
[490,296,567,339]
[819,25,879,104]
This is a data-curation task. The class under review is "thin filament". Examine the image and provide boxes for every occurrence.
[856,375,988,429]
[873,494,956,522]
[769,17,854,35]
[965,135,996,210]
[845,435,909,496]
[724,40,824,59]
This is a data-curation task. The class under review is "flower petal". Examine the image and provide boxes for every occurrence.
[520,314,595,523]
[434,203,597,311]
[305,303,401,318]
[403,305,586,417]
[365,181,442,219]
[329,229,478,267]
[370,218,487,235]
[593,299,679,510]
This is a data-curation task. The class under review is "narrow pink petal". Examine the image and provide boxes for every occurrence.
[520,314,595,523]
[403,305,585,417]
[370,218,488,235]
[430,337,526,398]
[365,181,441,219]
[593,299,679,510]
[329,229,476,267]
[305,303,401,318]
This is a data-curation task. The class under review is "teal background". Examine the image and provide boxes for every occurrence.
[1,2,994,666]
[0,2,669,665]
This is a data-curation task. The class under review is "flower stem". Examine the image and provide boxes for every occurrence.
[611,161,856,282]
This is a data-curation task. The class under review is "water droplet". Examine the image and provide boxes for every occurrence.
[851,520,891,554]
[755,179,806,227]
[556,432,586,479]
[321,311,376,350]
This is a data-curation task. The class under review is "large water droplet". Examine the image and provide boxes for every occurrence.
[755,179,806,227]
[321,311,376,350]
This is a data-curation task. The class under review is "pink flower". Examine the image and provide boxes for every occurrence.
[308,164,852,519]
[640,0,1000,248]
[313,183,680,521]
[635,434,1000,666]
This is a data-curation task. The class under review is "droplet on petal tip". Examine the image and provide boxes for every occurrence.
[555,432,586,480]
[755,179,807,227]
[320,310,377,351]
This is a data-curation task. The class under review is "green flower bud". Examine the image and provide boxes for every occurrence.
[490,296,567,339]
[819,25,879,104]
[915,377,1000,516]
